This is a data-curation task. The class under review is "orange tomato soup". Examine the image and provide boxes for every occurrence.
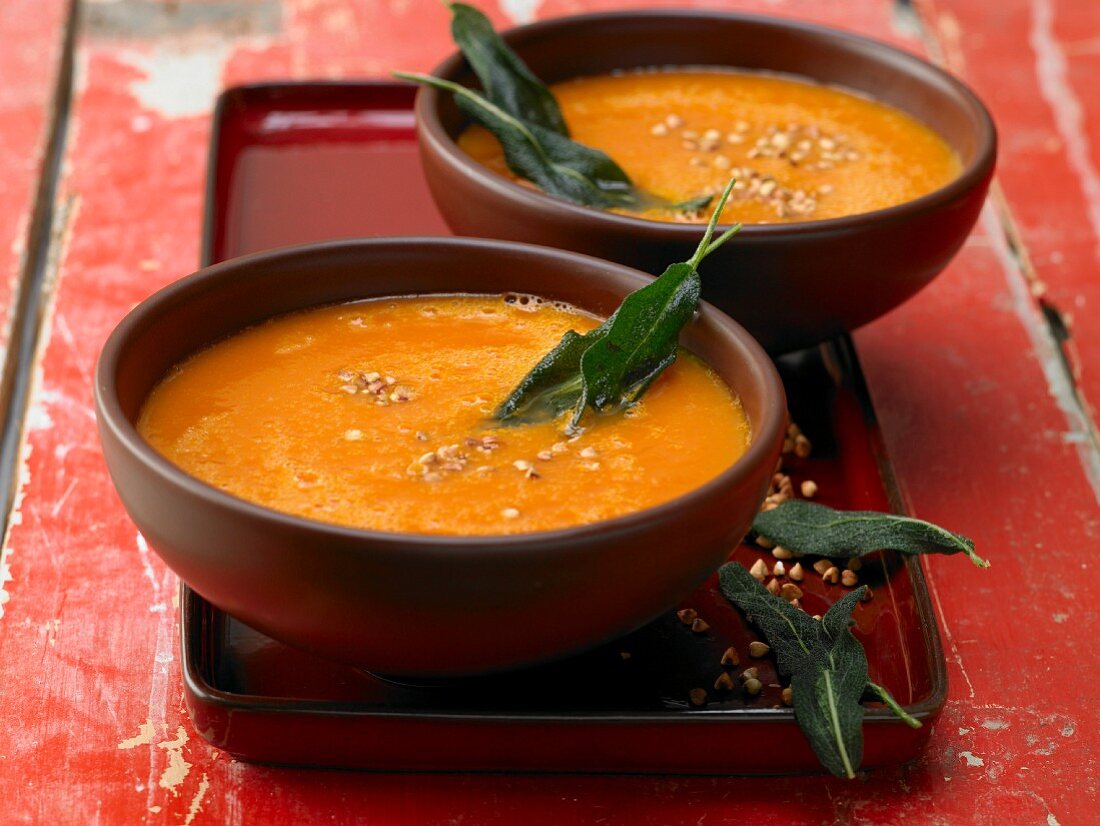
[458,69,960,224]
[138,295,750,536]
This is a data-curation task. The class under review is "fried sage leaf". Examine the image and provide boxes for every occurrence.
[396,72,647,209]
[716,560,821,676]
[753,500,990,568]
[494,180,740,430]
[791,608,867,779]
[494,324,608,424]
[449,2,569,135]
[397,5,712,214]
[718,561,919,779]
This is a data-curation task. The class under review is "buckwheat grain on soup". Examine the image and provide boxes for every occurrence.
[458,69,960,223]
[138,295,750,536]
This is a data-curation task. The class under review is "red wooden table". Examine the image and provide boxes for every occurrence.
[1,0,1097,823]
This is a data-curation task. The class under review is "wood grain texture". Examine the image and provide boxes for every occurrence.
[0,0,68,372]
[0,0,1095,823]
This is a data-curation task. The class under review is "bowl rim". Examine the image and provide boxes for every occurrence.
[415,8,998,238]
[95,235,787,555]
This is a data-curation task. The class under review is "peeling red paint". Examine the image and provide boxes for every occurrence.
[0,0,1096,823]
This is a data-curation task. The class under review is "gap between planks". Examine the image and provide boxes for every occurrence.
[0,0,79,550]
[910,0,1100,502]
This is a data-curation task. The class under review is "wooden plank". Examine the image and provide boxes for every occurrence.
[0,0,1094,823]
[0,0,67,366]
[920,0,1100,429]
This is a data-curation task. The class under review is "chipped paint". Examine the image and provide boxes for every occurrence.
[117,722,156,750]
[143,566,181,812]
[118,37,233,119]
[156,726,191,795]
[134,531,160,598]
[0,365,39,621]
[0,193,76,621]
[959,751,985,767]
[85,0,281,39]
[499,0,542,25]
[982,718,1010,731]
[183,773,210,826]
[2,0,1097,823]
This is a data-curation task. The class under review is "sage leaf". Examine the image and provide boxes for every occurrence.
[753,500,990,568]
[717,561,922,779]
[791,617,867,779]
[495,324,608,423]
[716,560,822,676]
[396,72,643,210]
[574,261,698,419]
[448,2,569,135]
[397,6,712,214]
[866,681,922,729]
[493,180,740,429]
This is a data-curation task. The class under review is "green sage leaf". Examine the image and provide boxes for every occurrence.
[448,2,569,135]
[397,7,712,214]
[865,681,922,729]
[396,72,642,209]
[493,180,740,429]
[575,261,699,419]
[717,561,923,779]
[790,618,867,779]
[494,324,608,424]
[753,500,990,568]
[716,558,822,677]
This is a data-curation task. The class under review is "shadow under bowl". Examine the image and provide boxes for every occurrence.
[415,10,997,354]
[95,237,786,676]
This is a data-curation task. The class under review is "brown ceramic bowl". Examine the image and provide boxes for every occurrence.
[95,237,785,676]
[415,10,997,354]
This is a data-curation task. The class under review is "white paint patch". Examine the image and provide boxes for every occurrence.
[1031,0,1100,263]
[983,718,1010,731]
[24,398,53,435]
[1061,724,1075,736]
[0,365,42,621]
[958,727,971,735]
[1052,612,1068,623]
[1049,814,1061,826]
[0,195,78,622]
[118,36,232,119]
[959,751,985,767]
[135,532,160,598]
[499,0,542,25]
[143,566,180,812]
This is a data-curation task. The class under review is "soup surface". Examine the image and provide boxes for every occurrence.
[458,69,961,224]
[138,295,750,536]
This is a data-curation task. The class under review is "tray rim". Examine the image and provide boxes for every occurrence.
[184,78,948,748]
